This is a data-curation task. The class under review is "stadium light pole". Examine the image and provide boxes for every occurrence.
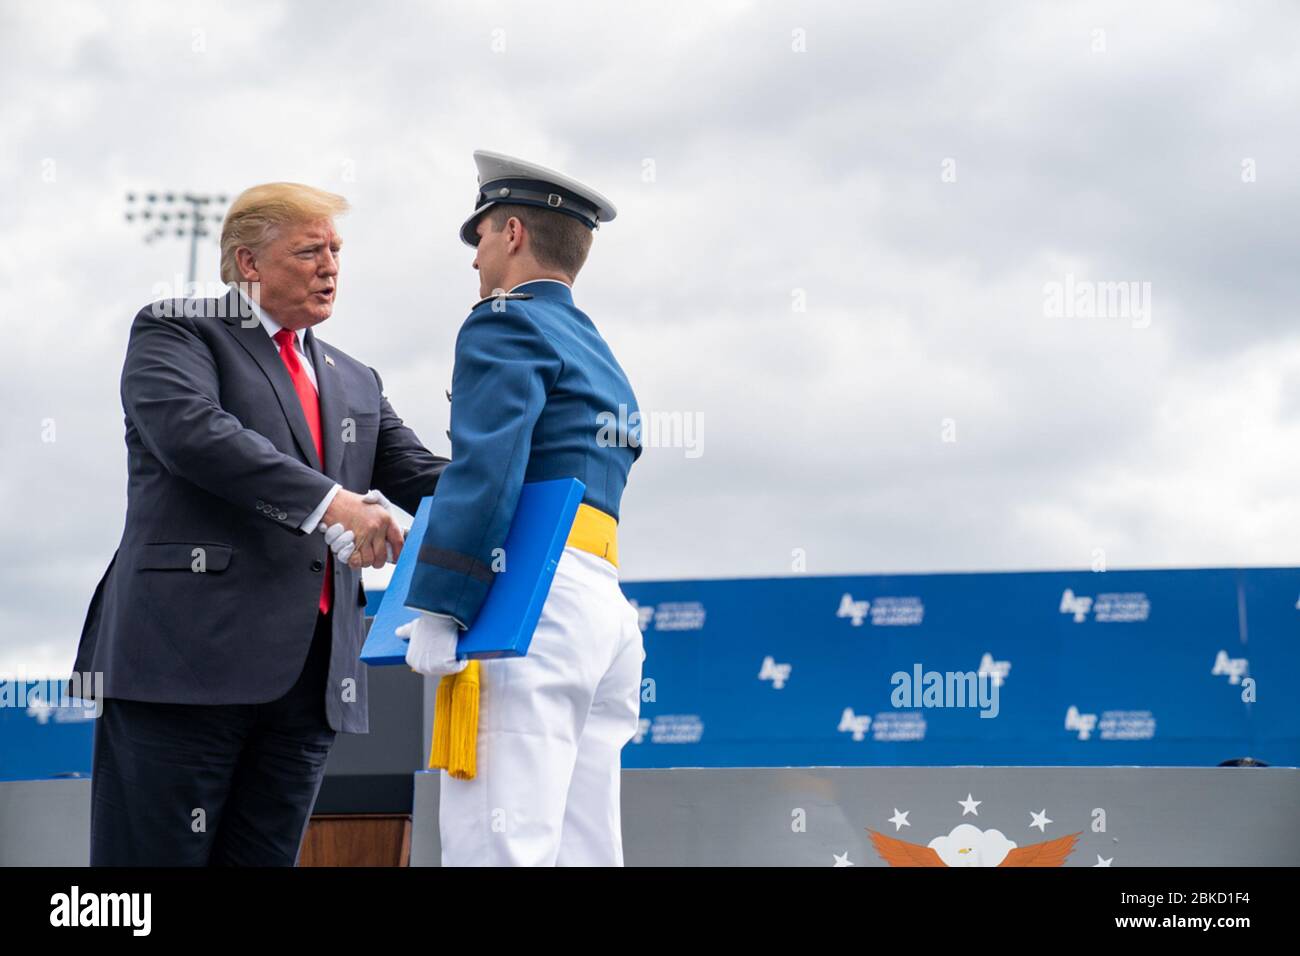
[124,191,230,289]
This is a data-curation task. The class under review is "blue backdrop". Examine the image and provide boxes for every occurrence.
[616,567,1297,768]
[4,565,1295,780]
[0,684,95,782]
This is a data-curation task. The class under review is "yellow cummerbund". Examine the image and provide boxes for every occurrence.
[565,502,618,567]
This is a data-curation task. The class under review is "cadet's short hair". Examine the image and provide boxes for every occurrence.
[220,183,349,284]
[486,204,593,280]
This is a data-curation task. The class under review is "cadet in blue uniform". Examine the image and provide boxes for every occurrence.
[398,151,642,866]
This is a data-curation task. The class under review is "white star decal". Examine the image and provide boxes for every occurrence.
[1029,809,1052,832]
[833,851,854,867]
[888,808,911,831]
[958,793,981,816]
[1094,855,1113,867]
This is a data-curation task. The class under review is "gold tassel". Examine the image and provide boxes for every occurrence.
[427,661,481,780]
[448,661,480,780]
[428,674,455,770]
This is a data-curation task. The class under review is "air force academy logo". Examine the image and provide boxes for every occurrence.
[758,655,791,689]
[1060,588,1093,622]
[837,593,869,626]
[838,707,871,741]
[1065,705,1098,740]
[1210,650,1248,685]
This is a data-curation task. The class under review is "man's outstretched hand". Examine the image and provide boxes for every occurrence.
[318,488,404,570]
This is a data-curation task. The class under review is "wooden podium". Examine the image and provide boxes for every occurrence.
[295,617,430,867]
[299,813,411,867]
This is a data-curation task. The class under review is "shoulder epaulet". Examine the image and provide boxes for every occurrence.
[470,291,534,311]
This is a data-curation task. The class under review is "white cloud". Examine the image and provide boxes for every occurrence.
[4,0,1300,676]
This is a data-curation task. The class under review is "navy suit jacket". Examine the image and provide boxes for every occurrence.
[71,288,447,733]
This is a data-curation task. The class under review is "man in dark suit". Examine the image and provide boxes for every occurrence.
[71,182,448,865]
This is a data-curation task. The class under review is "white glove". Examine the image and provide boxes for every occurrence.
[362,488,394,511]
[396,613,468,677]
[317,489,400,564]
[320,521,357,563]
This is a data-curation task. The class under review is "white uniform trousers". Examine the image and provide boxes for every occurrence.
[438,544,645,866]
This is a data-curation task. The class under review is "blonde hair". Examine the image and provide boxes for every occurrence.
[220,182,350,284]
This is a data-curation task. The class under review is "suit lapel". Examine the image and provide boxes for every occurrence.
[220,288,322,471]
[305,327,345,481]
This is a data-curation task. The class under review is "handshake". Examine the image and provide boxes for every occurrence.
[317,488,405,570]
[318,488,466,677]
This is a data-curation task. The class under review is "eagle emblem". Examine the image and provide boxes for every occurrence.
[868,824,1081,867]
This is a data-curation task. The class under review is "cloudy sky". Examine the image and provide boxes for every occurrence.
[3,0,1299,677]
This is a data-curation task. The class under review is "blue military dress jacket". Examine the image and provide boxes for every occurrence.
[406,279,642,627]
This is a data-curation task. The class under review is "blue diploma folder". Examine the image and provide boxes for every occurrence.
[361,477,587,664]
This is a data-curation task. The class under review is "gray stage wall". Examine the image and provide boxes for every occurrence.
[3,768,1297,866]
[412,766,1298,866]
[0,778,91,867]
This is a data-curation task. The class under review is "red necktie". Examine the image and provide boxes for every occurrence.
[274,328,332,615]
